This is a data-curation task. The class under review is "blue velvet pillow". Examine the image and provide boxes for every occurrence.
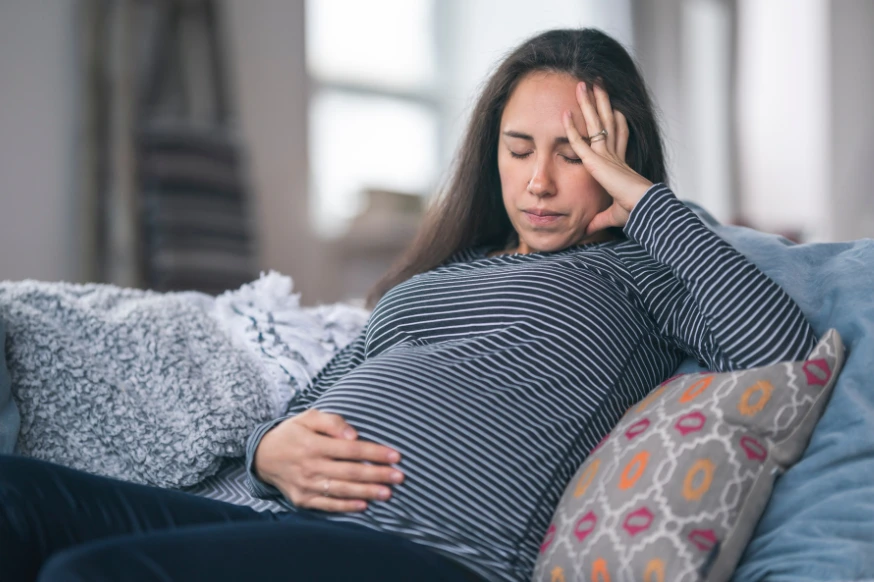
[0,317,20,454]
[680,202,874,581]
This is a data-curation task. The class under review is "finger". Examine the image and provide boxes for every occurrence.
[304,495,369,513]
[576,81,605,147]
[318,459,405,485]
[615,110,629,163]
[592,82,616,153]
[299,408,358,440]
[562,110,592,159]
[586,208,620,236]
[303,473,395,502]
[321,435,402,465]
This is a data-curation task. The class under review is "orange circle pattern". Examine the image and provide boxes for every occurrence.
[574,459,600,498]
[682,458,715,501]
[643,559,665,582]
[592,558,611,582]
[679,376,713,403]
[619,451,650,490]
[738,380,773,416]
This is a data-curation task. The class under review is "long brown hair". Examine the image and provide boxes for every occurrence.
[367,28,667,308]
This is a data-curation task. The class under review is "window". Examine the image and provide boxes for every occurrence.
[306,0,440,237]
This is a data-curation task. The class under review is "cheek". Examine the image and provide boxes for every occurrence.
[558,171,610,207]
[498,157,522,196]
[557,165,597,188]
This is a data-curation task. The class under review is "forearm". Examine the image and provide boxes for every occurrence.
[623,183,817,369]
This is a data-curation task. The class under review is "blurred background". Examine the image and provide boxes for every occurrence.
[1,0,872,304]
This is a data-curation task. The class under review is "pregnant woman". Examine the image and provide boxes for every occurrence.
[1,28,815,582]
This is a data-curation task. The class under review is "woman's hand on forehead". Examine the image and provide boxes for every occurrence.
[562,80,654,235]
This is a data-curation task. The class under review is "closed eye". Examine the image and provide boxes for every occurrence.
[509,151,581,164]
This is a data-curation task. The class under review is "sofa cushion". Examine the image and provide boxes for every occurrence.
[532,329,844,582]
[681,205,874,581]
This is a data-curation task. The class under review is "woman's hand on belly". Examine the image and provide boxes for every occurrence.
[253,408,406,512]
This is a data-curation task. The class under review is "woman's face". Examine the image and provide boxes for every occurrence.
[497,71,613,254]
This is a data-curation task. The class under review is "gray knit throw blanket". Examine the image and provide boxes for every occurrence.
[0,274,368,489]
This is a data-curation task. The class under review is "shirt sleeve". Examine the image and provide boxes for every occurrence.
[245,326,370,499]
[617,182,817,372]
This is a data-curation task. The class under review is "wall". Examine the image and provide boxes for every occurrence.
[222,0,323,302]
[0,1,322,302]
[636,0,874,242]
[735,0,830,240]
[634,0,736,223]
[632,0,690,201]
[736,0,874,242]
[0,1,78,282]
[831,0,874,241]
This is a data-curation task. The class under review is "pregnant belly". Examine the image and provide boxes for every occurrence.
[308,349,557,546]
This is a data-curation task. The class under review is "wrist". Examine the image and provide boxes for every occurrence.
[620,178,656,214]
[253,427,281,486]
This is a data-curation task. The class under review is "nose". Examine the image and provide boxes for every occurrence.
[526,157,555,198]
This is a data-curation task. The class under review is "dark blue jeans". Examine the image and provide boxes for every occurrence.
[0,455,488,582]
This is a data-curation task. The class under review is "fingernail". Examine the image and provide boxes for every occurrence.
[343,428,356,439]
[378,488,391,499]
[388,451,400,463]
[391,471,404,483]
[356,501,367,510]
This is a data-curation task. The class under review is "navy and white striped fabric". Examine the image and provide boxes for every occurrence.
[245,184,816,582]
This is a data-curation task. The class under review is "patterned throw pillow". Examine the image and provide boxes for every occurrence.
[533,329,845,582]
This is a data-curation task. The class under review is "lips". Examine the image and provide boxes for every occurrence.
[523,209,564,226]
[525,208,563,217]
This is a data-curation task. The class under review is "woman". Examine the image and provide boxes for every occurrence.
[1,29,815,582]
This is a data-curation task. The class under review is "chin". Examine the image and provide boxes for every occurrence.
[525,237,570,254]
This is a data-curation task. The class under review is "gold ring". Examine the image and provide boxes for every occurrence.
[589,134,607,143]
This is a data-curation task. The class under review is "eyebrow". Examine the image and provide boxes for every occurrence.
[502,130,570,145]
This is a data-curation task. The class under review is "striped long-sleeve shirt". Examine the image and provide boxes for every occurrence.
[245,184,816,581]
